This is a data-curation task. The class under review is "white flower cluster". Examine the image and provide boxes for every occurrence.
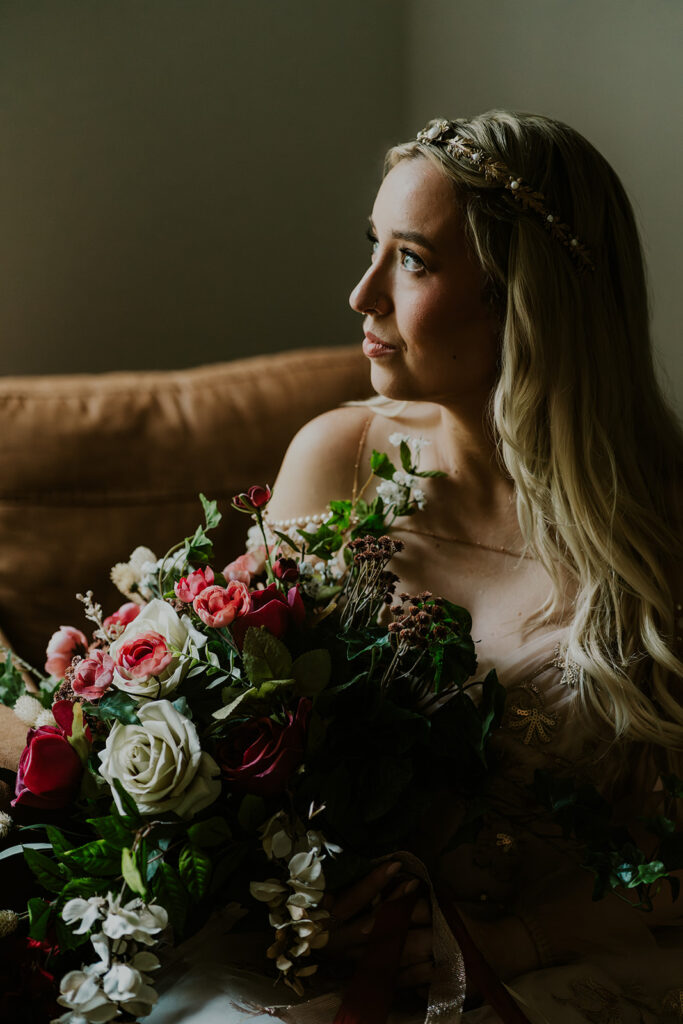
[14,694,58,729]
[54,892,168,1023]
[297,559,344,601]
[375,434,431,512]
[249,812,341,996]
[110,546,158,603]
[0,908,18,937]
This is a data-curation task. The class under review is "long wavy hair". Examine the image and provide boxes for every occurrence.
[386,111,683,762]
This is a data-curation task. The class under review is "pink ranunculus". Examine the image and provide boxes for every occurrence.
[174,566,215,603]
[193,582,251,629]
[230,583,305,650]
[115,631,173,681]
[12,701,91,810]
[216,698,311,797]
[72,650,116,701]
[102,602,141,634]
[44,626,89,678]
[223,550,266,586]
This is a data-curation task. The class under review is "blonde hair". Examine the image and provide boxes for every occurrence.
[387,111,683,760]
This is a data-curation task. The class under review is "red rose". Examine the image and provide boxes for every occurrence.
[217,698,311,797]
[231,485,272,512]
[175,566,215,603]
[230,583,305,649]
[12,701,90,810]
[193,581,252,629]
[72,650,115,701]
[115,631,173,680]
[44,625,88,678]
[273,557,299,583]
[102,601,140,634]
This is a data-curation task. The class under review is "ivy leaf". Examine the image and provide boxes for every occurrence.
[27,897,52,940]
[292,649,332,697]
[178,843,211,901]
[0,651,26,707]
[154,862,188,938]
[370,450,396,481]
[23,848,66,893]
[83,690,140,726]
[242,628,292,687]
[122,847,146,897]
[200,493,222,531]
[184,526,213,566]
[187,816,232,848]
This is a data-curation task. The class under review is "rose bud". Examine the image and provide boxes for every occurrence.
[102,602,141,635]
[217,698,311,798]
[230,583,305,649]
[273,557,299,583]
[44,626,88,678]
[13,701,91,810]
[193,581,251,629]
[72,650,116,701]
[115,631,173,681]
[175,566,215,602]
[231,485,272,513]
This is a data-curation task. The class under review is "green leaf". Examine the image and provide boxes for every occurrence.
[154,862,188,937]
[178,843,212,901]
[0,651,27,707]
[200,493,222,531]
[238,794,267,832]
[272,529,302,553]
[212,686,256,721]
[632,860,667,887]
[242,627,293,687]
[24,848,66,893]
[184,525,213,566]
[122,847,146,896]
[292,649,332,697]
[45,825,75,860]
[661,773,683,799]
[399,440,412,472]
[83,689,141,726]
[56,916,90,951]
[59,877,110,901]
[27,897,52,940]
[187,816,232,848]
[87,815,133,848]
[370,450,396,481]
[112,778,141,822]
[67,701,90,764]
[62,840,119,878]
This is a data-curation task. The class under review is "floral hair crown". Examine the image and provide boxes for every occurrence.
[416,119,595,271]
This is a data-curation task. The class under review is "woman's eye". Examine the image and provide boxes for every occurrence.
[400,248,425,272]
[365,230,379,255]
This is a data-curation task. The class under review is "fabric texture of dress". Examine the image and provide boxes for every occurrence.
[146,626,683,1024]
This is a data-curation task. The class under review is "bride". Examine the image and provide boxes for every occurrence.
[150,111,683,1023]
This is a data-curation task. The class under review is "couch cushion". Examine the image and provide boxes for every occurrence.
[0,345,370,665]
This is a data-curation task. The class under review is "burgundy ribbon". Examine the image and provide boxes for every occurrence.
[333,891,418,1024]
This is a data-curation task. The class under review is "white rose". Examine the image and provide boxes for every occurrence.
[98,700,220,819]
[108,599,195,700]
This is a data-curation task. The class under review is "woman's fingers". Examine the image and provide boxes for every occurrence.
[324,913,375,953]
[399,926,433,967]
[397,961,435,989]
[330,860,402,923]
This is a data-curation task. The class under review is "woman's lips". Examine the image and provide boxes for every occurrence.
[362,333,397,358]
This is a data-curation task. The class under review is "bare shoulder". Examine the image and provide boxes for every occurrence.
[268,406,376,522]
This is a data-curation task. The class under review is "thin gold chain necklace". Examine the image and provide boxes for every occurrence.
[392,523,535,560]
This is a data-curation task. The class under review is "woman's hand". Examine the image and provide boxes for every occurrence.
[324,860,434,991]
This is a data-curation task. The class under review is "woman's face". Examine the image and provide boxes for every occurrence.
[349,156,501,408]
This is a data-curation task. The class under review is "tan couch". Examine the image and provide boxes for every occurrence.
[0,345,370,804]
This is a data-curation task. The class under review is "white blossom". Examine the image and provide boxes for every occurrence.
[13,694,44,726]
[62,896,108,935]
[101,894,168,944]
[376,479,406,507]
[0,909,18,937]
[35,707,58,728]
[413,488,427,510]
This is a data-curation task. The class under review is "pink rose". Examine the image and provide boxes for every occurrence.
[44,626,88,678]
[193,582,251,629]
[223,550,266,586]
[230,583,305,649]
[13,701,91,810]
[175,567,215,603]
[72,650,115,701]
[102,602,140,634]
[115,631,173,681]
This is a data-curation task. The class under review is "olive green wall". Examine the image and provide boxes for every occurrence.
[0,1,406,374]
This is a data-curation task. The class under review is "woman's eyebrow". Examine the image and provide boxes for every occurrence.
[367,218,437,254]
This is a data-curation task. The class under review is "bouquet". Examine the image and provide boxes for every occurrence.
[0,434,680,1024]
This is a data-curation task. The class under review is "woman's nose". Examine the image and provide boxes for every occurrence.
[349,263,390,316]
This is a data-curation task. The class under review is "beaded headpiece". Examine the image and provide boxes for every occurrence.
[416,119,595,271]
